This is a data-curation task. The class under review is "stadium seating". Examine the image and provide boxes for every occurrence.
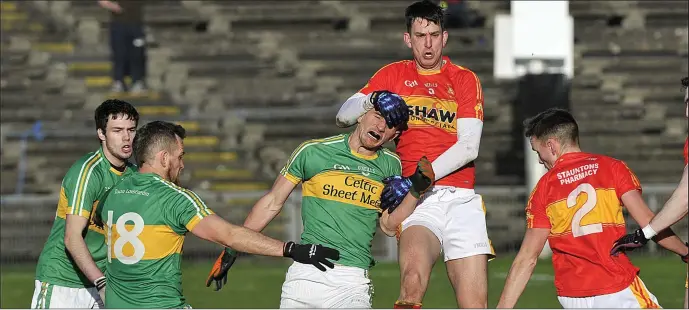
[0,0,686,261]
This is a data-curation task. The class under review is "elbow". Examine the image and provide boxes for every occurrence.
[380,223,396,237]
[379,216,398,237]
[64,233,75,254]
[335,115,352,128]
[467,145,479,162]
[335,116,347,128]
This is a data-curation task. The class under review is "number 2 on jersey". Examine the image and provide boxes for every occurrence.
[566,183,603,238]
[107,211,146,264]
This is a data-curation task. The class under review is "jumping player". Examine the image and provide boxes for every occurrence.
[335,0,493,308]
[496,108,688,308]
[206,106,434,308]
[32,99,139,309]
[611,76,689,308]
[96,121,340,308]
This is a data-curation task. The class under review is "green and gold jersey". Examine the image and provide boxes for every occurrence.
[96,172,213,309]
[35,147,137,288]
[280,133,402,269]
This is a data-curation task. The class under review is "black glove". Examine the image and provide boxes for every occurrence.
[205,248,238,291]
[369,90,410,129]
[610,228,649,256]
[682,242,688,264]
[283,241,340,271]
[380,156,435,213]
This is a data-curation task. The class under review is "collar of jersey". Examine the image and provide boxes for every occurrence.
[554,152,587,167]
[416,56,451,75]
[345,133,379,160]
[97,146,127,176]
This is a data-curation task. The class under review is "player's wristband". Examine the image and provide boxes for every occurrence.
[641,225,657,240]
[282,241,295,257]
[94,276,106,291]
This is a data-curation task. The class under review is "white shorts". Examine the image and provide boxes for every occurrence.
[400,186,495,262]
[280,262,373,308]
[31,280,103,309]
[558,277,661,308]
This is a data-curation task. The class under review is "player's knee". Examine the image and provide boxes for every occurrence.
[400,268,427,301]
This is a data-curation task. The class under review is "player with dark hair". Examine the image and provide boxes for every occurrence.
[611,76,689,308]
[496,108,688,308]
[335,0,492,308]
[32,99,139,308]
[96,121,340,308]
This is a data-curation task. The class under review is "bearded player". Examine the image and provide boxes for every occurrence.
[496,108,688,308]
[611,76,689,308]
[32,99,139,308]
[335,0,493,308]
[206,105,436,308]
[96,121,340,308]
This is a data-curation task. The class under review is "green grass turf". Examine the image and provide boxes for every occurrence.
[2,255,686,308]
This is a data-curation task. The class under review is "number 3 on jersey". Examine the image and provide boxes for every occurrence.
[107,211,146,264]
[566,183,603,238]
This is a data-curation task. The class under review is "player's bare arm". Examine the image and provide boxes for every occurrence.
[496,228,550,308]
[192,214,338,267]
[380,194,419,236]
[243,175,297,232]
[620,189,688,257]
[64,215,105,282]
[647,165,688,233]
[192,215,286,257]
[380,156,435,225]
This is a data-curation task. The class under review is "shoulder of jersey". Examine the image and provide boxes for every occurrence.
[66,150,105,176]
[380,148,401,164]
[376,60,414,74]
[446,61,478,78]
[150,176,206,207]
[296,134,347,151]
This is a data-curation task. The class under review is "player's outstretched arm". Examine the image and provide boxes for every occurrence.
[380,194,419,236]
[64,215,106,290]
[618,189,688,257]
[243,175,297,232]
[647,165,688,233]
[191,215,340,267]
[496,228,550,308]
[379,156,435,234]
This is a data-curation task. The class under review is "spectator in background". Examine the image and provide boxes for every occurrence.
[98,0,147,94]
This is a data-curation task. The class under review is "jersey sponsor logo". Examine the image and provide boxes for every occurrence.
[404,97,458,132]
[303,171,383,210]
[113,188,150,197]
[556,163,599,185]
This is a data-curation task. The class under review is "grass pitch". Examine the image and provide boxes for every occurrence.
[2,255,686,308]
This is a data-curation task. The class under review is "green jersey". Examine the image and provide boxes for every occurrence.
[280,133,402,269]
[96,172,214,309]
[35,147,137,288]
